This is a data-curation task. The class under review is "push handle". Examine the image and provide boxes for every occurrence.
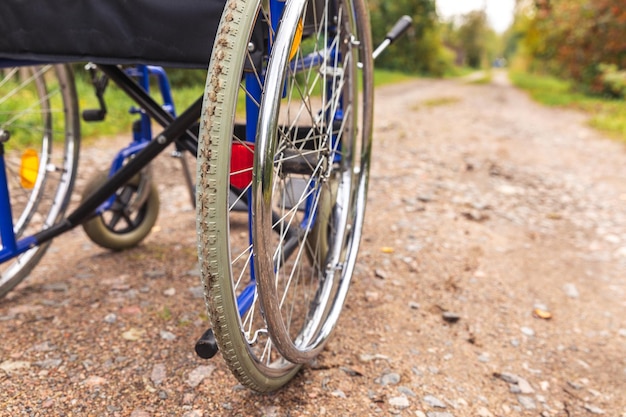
[373,15,413,60]
[386,15,413,43]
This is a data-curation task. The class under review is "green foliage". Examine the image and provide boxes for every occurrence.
[457,11,489,68]
[509,69,579,105]
[161,68,207,87]
[74,71,135,141]
[75,66,416,142]
[74,68,204,141]
[510,69,626,142]
[373,69,418,86]
[440,9,502,70]
[466,70,493,85]
[598,63,626,99]
[518,0,626,94]
[369,0,453,75]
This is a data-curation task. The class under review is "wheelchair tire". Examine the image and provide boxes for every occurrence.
[197,0,373,391]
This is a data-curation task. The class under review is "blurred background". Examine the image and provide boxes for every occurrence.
[369,0,626,142]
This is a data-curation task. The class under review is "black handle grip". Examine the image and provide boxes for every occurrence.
[386,15,413,43]
[82,109,106,122]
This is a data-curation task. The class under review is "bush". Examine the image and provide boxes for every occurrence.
[598,63,626,99]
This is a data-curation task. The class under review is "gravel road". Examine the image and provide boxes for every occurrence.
[1,71,625,416]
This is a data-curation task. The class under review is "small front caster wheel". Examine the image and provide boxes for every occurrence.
[82,170,159,251]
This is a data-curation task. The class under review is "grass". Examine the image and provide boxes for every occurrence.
[509,70,626,142]
[85,68,417,140]
[158,306,173,321]
[373,69,416,87]
[77,75,204,142]
[443,66,476,79]
[410,95,461,112]
[466,70,493,85]
[2,67,417,150]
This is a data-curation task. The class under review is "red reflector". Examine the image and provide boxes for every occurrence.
[230,142,254,189]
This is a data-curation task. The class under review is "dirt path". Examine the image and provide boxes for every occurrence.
[1,71,625,416]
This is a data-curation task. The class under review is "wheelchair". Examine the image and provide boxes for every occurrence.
[0,0,410,391]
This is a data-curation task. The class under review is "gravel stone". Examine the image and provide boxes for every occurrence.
[423,395,447,408]
[398,386,416,397]
[380,372,401,386]
[563,283,580,299]
[389,395,410,409]
[104,313,117,323]
[0,360,30,373]
[186,365,216,388]
[182,411,203,417]
[34,359,62,369]
[144,270,166,279]
[42,282,69,292]
[517,395,536,410]
[476,407,494,417]
[584,404,606,414]
[426,412,454,417]
[442,312,461,323]
[477,353,490,362]
[0,72,625,416]
[151,364,167,385]
[189,286,205,299]
[159,330,176,340]
[331,390,346,398]
[83,376,107,387]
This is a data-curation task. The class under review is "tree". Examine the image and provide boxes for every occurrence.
[369,0,452,75]
[518,0,626,93]
[457,10,491,68]
[441,9,499,69]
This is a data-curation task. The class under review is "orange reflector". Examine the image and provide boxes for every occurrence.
[20,149,40,189]
[230,143,254,189]
[289,19,304,61]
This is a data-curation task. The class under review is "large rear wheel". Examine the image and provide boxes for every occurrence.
[196,0,373,391]
[0,64,80,297]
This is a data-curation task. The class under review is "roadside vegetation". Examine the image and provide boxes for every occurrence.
[28,1,626,143]
[509,70,626,142]
[504,0,626,142]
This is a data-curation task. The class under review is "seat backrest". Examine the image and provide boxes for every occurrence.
[0,0,226,68]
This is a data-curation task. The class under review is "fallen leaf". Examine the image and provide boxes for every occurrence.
[533,308,552,320]
[122,327,146,341]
